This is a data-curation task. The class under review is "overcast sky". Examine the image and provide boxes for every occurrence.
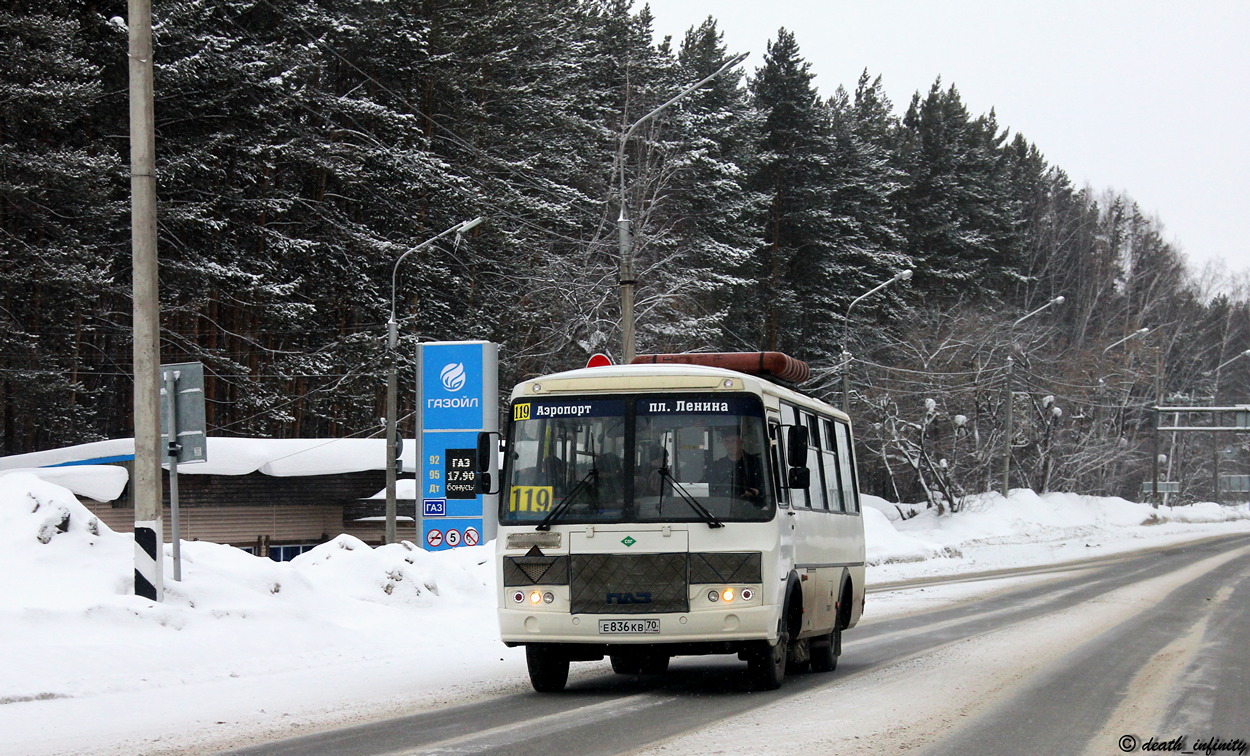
[643,0,1250,278]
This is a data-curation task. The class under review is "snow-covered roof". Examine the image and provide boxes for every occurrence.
[0,465,129,503]
[0,437,416,478]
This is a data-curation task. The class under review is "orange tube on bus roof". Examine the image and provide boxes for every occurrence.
[630,352,810,383]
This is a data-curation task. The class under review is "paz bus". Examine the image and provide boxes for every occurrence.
[482,352,866,692]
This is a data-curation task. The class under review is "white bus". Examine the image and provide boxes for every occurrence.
[484,352,866,692]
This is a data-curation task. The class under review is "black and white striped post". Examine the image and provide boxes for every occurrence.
[133,522,162,600]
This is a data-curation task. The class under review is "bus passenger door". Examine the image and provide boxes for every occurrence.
[768,416,795,606]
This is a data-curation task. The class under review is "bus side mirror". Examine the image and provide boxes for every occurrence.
[787,467,810,489]
[476,431,501,495]
[786,425,809,467]
[476,432,495,473]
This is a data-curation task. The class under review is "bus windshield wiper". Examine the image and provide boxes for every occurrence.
[658,467,723,528]
[536,468,598,531]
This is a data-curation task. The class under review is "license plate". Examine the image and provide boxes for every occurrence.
[598,619,660,634]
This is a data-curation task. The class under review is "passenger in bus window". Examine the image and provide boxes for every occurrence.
[515,453,565,487]
[635,444,670,497]
[707,427,764,502]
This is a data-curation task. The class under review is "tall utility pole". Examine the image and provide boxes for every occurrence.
[1001,356,1014,497]
[129,0,163,600]
[616,52,747,364]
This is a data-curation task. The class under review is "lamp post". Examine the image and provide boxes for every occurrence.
[385,216,484,544]
[1000,295,1065,497]
[617,52,748,364]
[1102,327,1150,355]
[1099,327,1150,497]
[840,269,912,413]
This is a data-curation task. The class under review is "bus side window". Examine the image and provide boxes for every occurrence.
[822,418,844,512]
[768,422,789,506]
[782,404,808,508]
[834,421,859,513]
[805,412,828,510]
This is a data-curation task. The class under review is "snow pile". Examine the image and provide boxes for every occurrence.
[288,534,491,609]
[0,472,128,611]
[861,503,955,564]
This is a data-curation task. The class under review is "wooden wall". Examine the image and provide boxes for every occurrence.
[85,468,401,549]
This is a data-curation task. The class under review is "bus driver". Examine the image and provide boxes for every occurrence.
[707,426,764,502]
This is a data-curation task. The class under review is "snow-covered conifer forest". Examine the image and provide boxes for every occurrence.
[2,1,1246,505]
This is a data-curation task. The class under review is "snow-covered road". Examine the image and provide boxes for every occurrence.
[640,534,1250,756]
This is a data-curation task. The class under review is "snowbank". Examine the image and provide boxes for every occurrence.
[865,488,1250,582]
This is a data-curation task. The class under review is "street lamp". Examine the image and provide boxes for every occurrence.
[1000,295,1064,496]
[385,216,484,544]
[1101,327,1150,355]
[1012,295,1065,327]
[1105,327,1150,497]
[1215,348,1250,373]
[840,269,913,413]
[617,52,748,364]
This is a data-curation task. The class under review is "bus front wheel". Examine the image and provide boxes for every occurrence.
[747,623,788,691]
[526,644,570,693]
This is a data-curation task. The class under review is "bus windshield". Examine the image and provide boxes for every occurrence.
[501,394,774,526]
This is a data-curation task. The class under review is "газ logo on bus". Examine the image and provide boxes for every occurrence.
[440,362,467,392]
[606,592,652,605]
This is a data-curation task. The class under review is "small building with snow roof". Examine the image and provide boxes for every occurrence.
[0,438,417,558]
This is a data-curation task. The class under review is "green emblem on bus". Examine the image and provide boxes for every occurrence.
[621,536,637,548]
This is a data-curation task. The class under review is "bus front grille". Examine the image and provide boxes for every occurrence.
[569,553,688,614]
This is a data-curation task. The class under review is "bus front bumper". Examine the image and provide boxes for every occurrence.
[498,604,779,646]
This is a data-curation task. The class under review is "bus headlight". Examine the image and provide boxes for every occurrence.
[528,590,544,605]
[702,586,756,605]
[512,590,525,604]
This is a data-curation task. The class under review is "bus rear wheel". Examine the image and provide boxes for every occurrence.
[810,627,841,673]
[526,644,569,693]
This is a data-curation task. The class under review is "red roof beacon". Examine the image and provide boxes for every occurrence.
[586,353,613,368]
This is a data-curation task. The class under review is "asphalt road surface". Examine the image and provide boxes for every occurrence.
[223,534,1250,756]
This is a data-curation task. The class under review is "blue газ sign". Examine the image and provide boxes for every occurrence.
[416,341,498,551]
